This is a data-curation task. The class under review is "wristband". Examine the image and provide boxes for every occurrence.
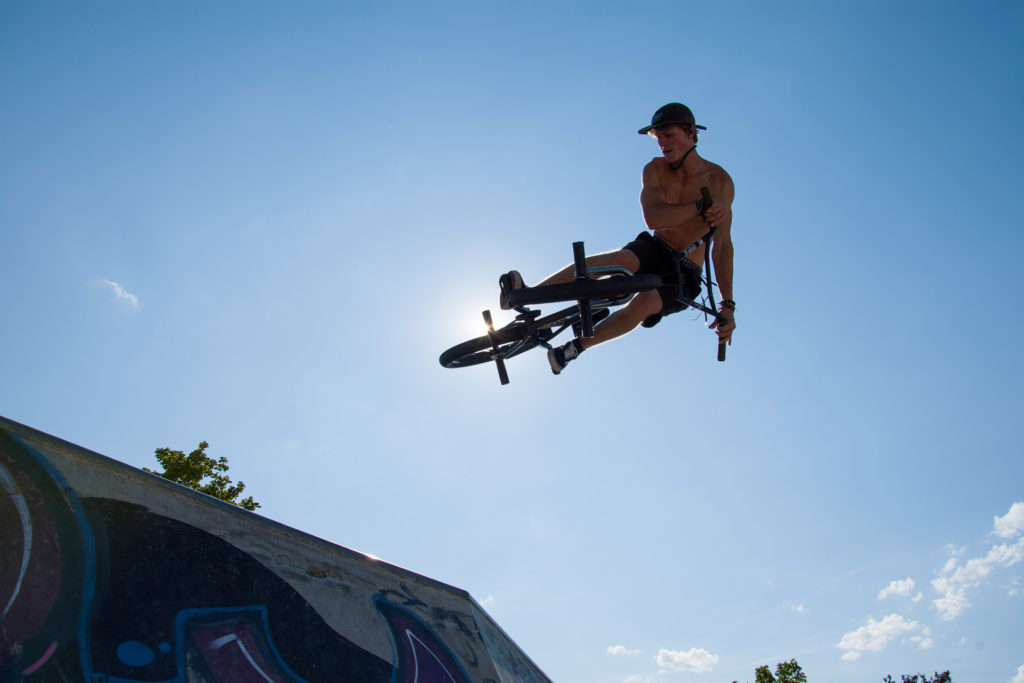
[720,299,736,311]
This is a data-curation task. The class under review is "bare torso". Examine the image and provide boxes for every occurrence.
[645,156,731,266]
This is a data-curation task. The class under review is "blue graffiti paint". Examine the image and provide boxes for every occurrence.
[174,605,311,683]
[12,435,99,680]
[373,595,473,683]
[116,641,156,667]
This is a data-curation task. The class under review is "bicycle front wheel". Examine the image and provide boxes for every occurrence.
[439,324,539,368]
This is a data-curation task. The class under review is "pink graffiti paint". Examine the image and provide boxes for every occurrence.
[21,641,57,676]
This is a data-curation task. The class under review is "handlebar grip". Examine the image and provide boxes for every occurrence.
[579,300,595,338]
[572,241,587,279]
[700,187,713,216]
[715,310,727,362]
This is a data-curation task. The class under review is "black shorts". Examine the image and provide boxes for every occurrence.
[622,232,703,328]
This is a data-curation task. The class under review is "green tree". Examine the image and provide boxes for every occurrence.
[733,658,807,683]
[882,672,952,683]
[734,659,807,683]
[144,441,261,511]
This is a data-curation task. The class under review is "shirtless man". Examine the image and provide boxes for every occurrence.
[500,103,735,374]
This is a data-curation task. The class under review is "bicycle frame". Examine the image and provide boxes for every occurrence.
[480,265,634,384]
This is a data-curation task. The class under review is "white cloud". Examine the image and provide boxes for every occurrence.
[929,501,1024,620]
[932,536,1024,620]
[656,648,719,673]
[837,614,929,661]
[785,601,806,613]
[908,631,934,650]
[994,502,1024,539]
[101,280,139,308]
[931,588,971,621]
[607,645,643,657]
[1011,664,1024,683]
[878,578,916,600]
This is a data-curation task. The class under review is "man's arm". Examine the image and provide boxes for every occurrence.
[639,161,704,230]
[710,172,734,300]
[709,171,736,342]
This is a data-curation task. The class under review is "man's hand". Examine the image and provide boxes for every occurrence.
[702,199,730,228]
[710,308,735,344]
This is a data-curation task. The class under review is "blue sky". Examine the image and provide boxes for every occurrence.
[2,1,1023,681]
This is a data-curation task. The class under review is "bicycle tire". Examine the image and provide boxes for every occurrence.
[506,274,661,307]
[439,324,539,368]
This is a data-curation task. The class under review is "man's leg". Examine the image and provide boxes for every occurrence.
[536,249,640,287]
[504,249,642,311]
[548,288,662,374]
[525,246,661,375]
[542,247,656,348]
[580,289,661,349]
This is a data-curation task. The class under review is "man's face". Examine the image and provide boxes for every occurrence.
[650,125,694,163]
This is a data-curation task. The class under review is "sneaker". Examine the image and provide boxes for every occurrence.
[499,270,526,310]
[548,339,583,375]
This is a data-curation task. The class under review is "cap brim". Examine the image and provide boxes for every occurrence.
[637,124,707,135]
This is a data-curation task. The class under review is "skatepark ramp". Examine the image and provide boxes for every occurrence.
[0,415,551,682]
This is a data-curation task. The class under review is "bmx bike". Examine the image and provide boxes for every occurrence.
[439,188,728,385]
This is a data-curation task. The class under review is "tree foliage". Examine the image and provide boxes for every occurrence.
[144,441,261,511]
[882,672,952,683]
[734,658,807,683]
[756,659,807,683]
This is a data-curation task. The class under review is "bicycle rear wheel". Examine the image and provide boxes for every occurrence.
[439,324,539,368]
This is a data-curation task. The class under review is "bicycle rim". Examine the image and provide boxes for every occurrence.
[439,324,538,368]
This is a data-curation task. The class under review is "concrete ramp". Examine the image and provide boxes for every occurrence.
[0,415,551,683]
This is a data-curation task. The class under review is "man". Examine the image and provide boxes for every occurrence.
[500,103,735,374]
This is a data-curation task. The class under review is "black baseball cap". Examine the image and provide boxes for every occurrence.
[638,103,706,135]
